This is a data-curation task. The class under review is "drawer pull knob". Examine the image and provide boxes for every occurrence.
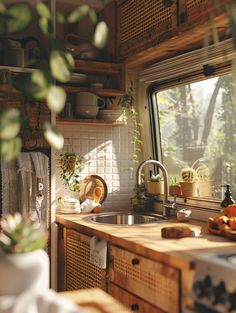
[131,258,140,265]
[131,303,139,311]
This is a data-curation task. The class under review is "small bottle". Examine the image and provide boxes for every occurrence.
[220,184,235,208]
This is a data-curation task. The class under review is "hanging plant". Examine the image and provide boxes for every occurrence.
[59,152,84,192]
[119,81,143,171]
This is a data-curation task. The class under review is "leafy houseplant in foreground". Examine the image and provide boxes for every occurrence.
[0,213,49,296]
[59,152,84,192]
[0,1,108,161]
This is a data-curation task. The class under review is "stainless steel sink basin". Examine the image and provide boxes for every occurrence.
[85,212,166,225]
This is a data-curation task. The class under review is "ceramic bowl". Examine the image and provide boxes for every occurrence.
[76,105,99,118]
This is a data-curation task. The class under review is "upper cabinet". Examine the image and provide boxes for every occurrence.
[117,0,230,69]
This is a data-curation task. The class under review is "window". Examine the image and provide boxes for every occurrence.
[150,73,236,201]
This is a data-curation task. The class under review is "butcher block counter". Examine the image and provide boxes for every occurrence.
[56,212,236,313]
[56,212,236,270]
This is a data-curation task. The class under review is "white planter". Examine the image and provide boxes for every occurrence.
[0,249,49,296]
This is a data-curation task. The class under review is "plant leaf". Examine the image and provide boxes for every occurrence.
[46,86,66,113]
[6,3,33,33]
[43,122,64,150]
[93,21,108,49]
[50,50,71,82]
[0,137,22,161]
[39,16,53,38]
[89,8,97,24]
[36,3,51,19]
[0,109,21,140]
[0,2,6,13]
[67,4,90,23]
[56,11,65,24]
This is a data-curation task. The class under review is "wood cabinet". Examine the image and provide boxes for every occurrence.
[108,245,180,313]
[57,225,107,292]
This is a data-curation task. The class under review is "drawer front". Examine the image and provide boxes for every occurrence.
[64,228,107,291]
[109,283,164,313]
[109,246,180,313]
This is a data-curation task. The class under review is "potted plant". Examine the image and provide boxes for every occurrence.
[169,177,182,197]
[180,167,198,198]
[196,164,212,197]
[146,174,164,195]
[0,213,49,297]
[59,152,84,192]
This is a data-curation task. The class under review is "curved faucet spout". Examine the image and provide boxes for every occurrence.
[136,160,169,214]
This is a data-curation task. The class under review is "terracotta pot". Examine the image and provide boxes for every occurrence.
[180,182,198,198]
[146,181,164,195]
[169,185,182,197]
[0,249,49,296]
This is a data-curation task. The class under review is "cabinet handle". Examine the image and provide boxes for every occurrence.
[131,303,139,311]
[131,258,140,265]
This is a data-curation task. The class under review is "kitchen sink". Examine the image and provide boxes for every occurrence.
[85,212,166,225]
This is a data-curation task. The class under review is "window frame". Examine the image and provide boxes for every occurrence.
[147,68,234,212]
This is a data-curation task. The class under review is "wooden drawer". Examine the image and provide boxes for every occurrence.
[109,246,180,313]
[109,283,164,313]
[64,228,107,291]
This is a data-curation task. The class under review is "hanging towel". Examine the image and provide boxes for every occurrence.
[30,152,49,226]
[1,158,18,215]
[16,153,33,217]
[90,236,107,269]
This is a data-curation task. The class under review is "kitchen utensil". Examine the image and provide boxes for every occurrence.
[97,109,124,121]
[79,175,107,204]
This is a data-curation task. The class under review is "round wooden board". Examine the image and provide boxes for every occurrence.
[79,175,107,204]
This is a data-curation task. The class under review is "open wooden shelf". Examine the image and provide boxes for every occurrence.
[62,85,125,97]
[74,60,124,75]
[56,118,126,127]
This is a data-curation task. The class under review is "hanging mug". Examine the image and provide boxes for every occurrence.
[76,92,105,119]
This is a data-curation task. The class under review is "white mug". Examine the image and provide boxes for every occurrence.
[76,92,105,118]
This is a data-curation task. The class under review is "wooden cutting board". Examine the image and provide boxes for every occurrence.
[79,175,107,204]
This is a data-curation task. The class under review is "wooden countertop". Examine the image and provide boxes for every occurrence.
[56,212,236,270]
[59,288,131,313]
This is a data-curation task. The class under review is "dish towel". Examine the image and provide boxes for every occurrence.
[16,153,33,217]
[1,158,18,215]
[89,236,107,269]
[30,152,49,225]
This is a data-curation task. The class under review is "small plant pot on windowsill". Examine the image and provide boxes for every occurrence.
[180,182,198,198]
[169,185,183,197]
[198,181,212,198]
[146,181,164,195]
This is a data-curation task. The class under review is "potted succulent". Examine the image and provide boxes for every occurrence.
[180,167,198,198]
[146,173,164,195]
[196,164,212,197]
[169,177,183,197]
[0,213,49,297]
[59,152,84,192]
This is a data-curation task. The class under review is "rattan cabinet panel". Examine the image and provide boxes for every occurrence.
[117,0,177,59]
[109,245,180,313]
[64,228,107,291]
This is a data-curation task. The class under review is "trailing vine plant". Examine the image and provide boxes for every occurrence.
[119,81,143,171]
[59,152,84,192]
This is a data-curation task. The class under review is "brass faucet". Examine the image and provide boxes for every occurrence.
[136,159,176,217]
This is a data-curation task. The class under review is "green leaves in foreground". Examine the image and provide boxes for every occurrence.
[93,21,109,49]
[44,122,64,150]
[0,212,47,254]
[0,2,33,34]
[0,109,22,161]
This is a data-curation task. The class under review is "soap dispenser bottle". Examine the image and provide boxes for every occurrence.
[220,184,235,208]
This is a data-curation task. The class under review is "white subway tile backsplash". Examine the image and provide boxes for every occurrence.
[56,122,137,210]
